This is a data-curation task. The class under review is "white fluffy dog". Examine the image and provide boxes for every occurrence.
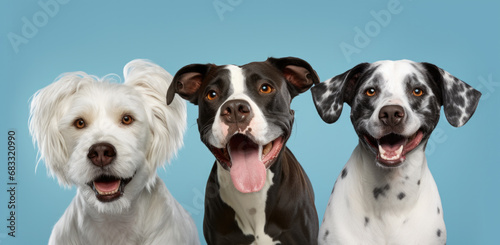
[29,60,200,245]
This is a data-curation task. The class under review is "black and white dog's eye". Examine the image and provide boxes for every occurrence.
[206,90,218,101]
[259,84,274,94]
[73,118,86,129]
[365,88,376,97]
[412,88,424,97]
[122,115,134,125]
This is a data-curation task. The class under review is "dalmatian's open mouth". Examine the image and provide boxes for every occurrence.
[364,130,424,167]
[87,175,134,202]
[210,134,283,193]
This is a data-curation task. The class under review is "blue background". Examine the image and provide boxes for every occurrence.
[1,0,499,244]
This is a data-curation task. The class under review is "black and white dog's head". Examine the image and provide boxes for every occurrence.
[30,60,186,213]
[167,57,319,193]
[312,60,481,167]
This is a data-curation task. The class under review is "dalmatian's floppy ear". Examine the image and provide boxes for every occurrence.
[311,63,370,123]
[422,63,482,127]
[167,64,215,105]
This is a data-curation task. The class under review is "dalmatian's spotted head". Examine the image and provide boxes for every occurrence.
[312,60,481,167]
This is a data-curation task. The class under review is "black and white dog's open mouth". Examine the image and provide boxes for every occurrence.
[364,130,424,167]
[87,175,134,202]
[209,134,283,193]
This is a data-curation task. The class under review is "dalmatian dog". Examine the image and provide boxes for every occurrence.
[311,60,481,245]
[29,60,199,245]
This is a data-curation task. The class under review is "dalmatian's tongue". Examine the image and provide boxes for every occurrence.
[378,134,406,163]
[379,143,404,161]
[228,135,266,193]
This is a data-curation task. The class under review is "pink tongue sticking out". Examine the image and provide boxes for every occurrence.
[228,135,266,193]
[94,179,120,194]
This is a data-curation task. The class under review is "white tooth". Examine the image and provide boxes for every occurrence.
[263,142,272,156]
[378,145,386,156]
[395,145,403,157]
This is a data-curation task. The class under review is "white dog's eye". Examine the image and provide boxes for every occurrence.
[122,115,134,125]
[74,118,86,129]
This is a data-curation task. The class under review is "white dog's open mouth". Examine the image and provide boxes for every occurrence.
[209,134,283,193]
[364,130,424,167]
[88,175,134,202]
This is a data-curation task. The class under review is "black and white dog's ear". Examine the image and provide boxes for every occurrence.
[422,63,482,127]
[267,57,320,97]
[167,64,214,105]
[311,63,370,124]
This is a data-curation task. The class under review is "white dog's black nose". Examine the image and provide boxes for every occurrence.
[221,99,252,125]
[87,143,116,167]
[379,105,405,127]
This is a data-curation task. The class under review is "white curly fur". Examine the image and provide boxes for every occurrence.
[29,59,199,245]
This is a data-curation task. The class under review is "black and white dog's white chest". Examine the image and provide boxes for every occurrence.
[217,163,278,244]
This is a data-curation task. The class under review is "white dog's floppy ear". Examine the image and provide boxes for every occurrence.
[124,60,187,185]
[311,63,370,124]
[421,63,482,127]
[29,73,92,186]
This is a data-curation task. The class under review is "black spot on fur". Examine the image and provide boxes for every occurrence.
[417,180,421,185]
[364,217,369,227]
[437,229,441,237]
[341,168,348,179]
[373,184,390,199]
[437,207,440,214]
[323,230,330,241]
[398,192,406,200]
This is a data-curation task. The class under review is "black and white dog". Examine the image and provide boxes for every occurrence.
[167,57,319,245]
[311,60,481,245]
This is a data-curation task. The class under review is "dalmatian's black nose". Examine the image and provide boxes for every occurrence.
[220,99,253,125]
[87,143,116,167]
[379,105,405,127]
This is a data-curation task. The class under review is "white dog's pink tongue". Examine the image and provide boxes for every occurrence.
[228,136,266,193]
[94,180,120,194]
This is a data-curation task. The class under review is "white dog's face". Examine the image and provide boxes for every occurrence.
[60,83,151,212]
[30,60,186,213]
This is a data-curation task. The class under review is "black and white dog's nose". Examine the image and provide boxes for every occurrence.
[221,99,252,124]
[87,143,116,167]
[379,105,405,127]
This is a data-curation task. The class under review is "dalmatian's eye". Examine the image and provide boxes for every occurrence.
[122,115,134,125]
[74,118,86,129]
[365,88,376,97]
[259,84,274,94]
[412,88,424,97]
[206,90,218,101]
